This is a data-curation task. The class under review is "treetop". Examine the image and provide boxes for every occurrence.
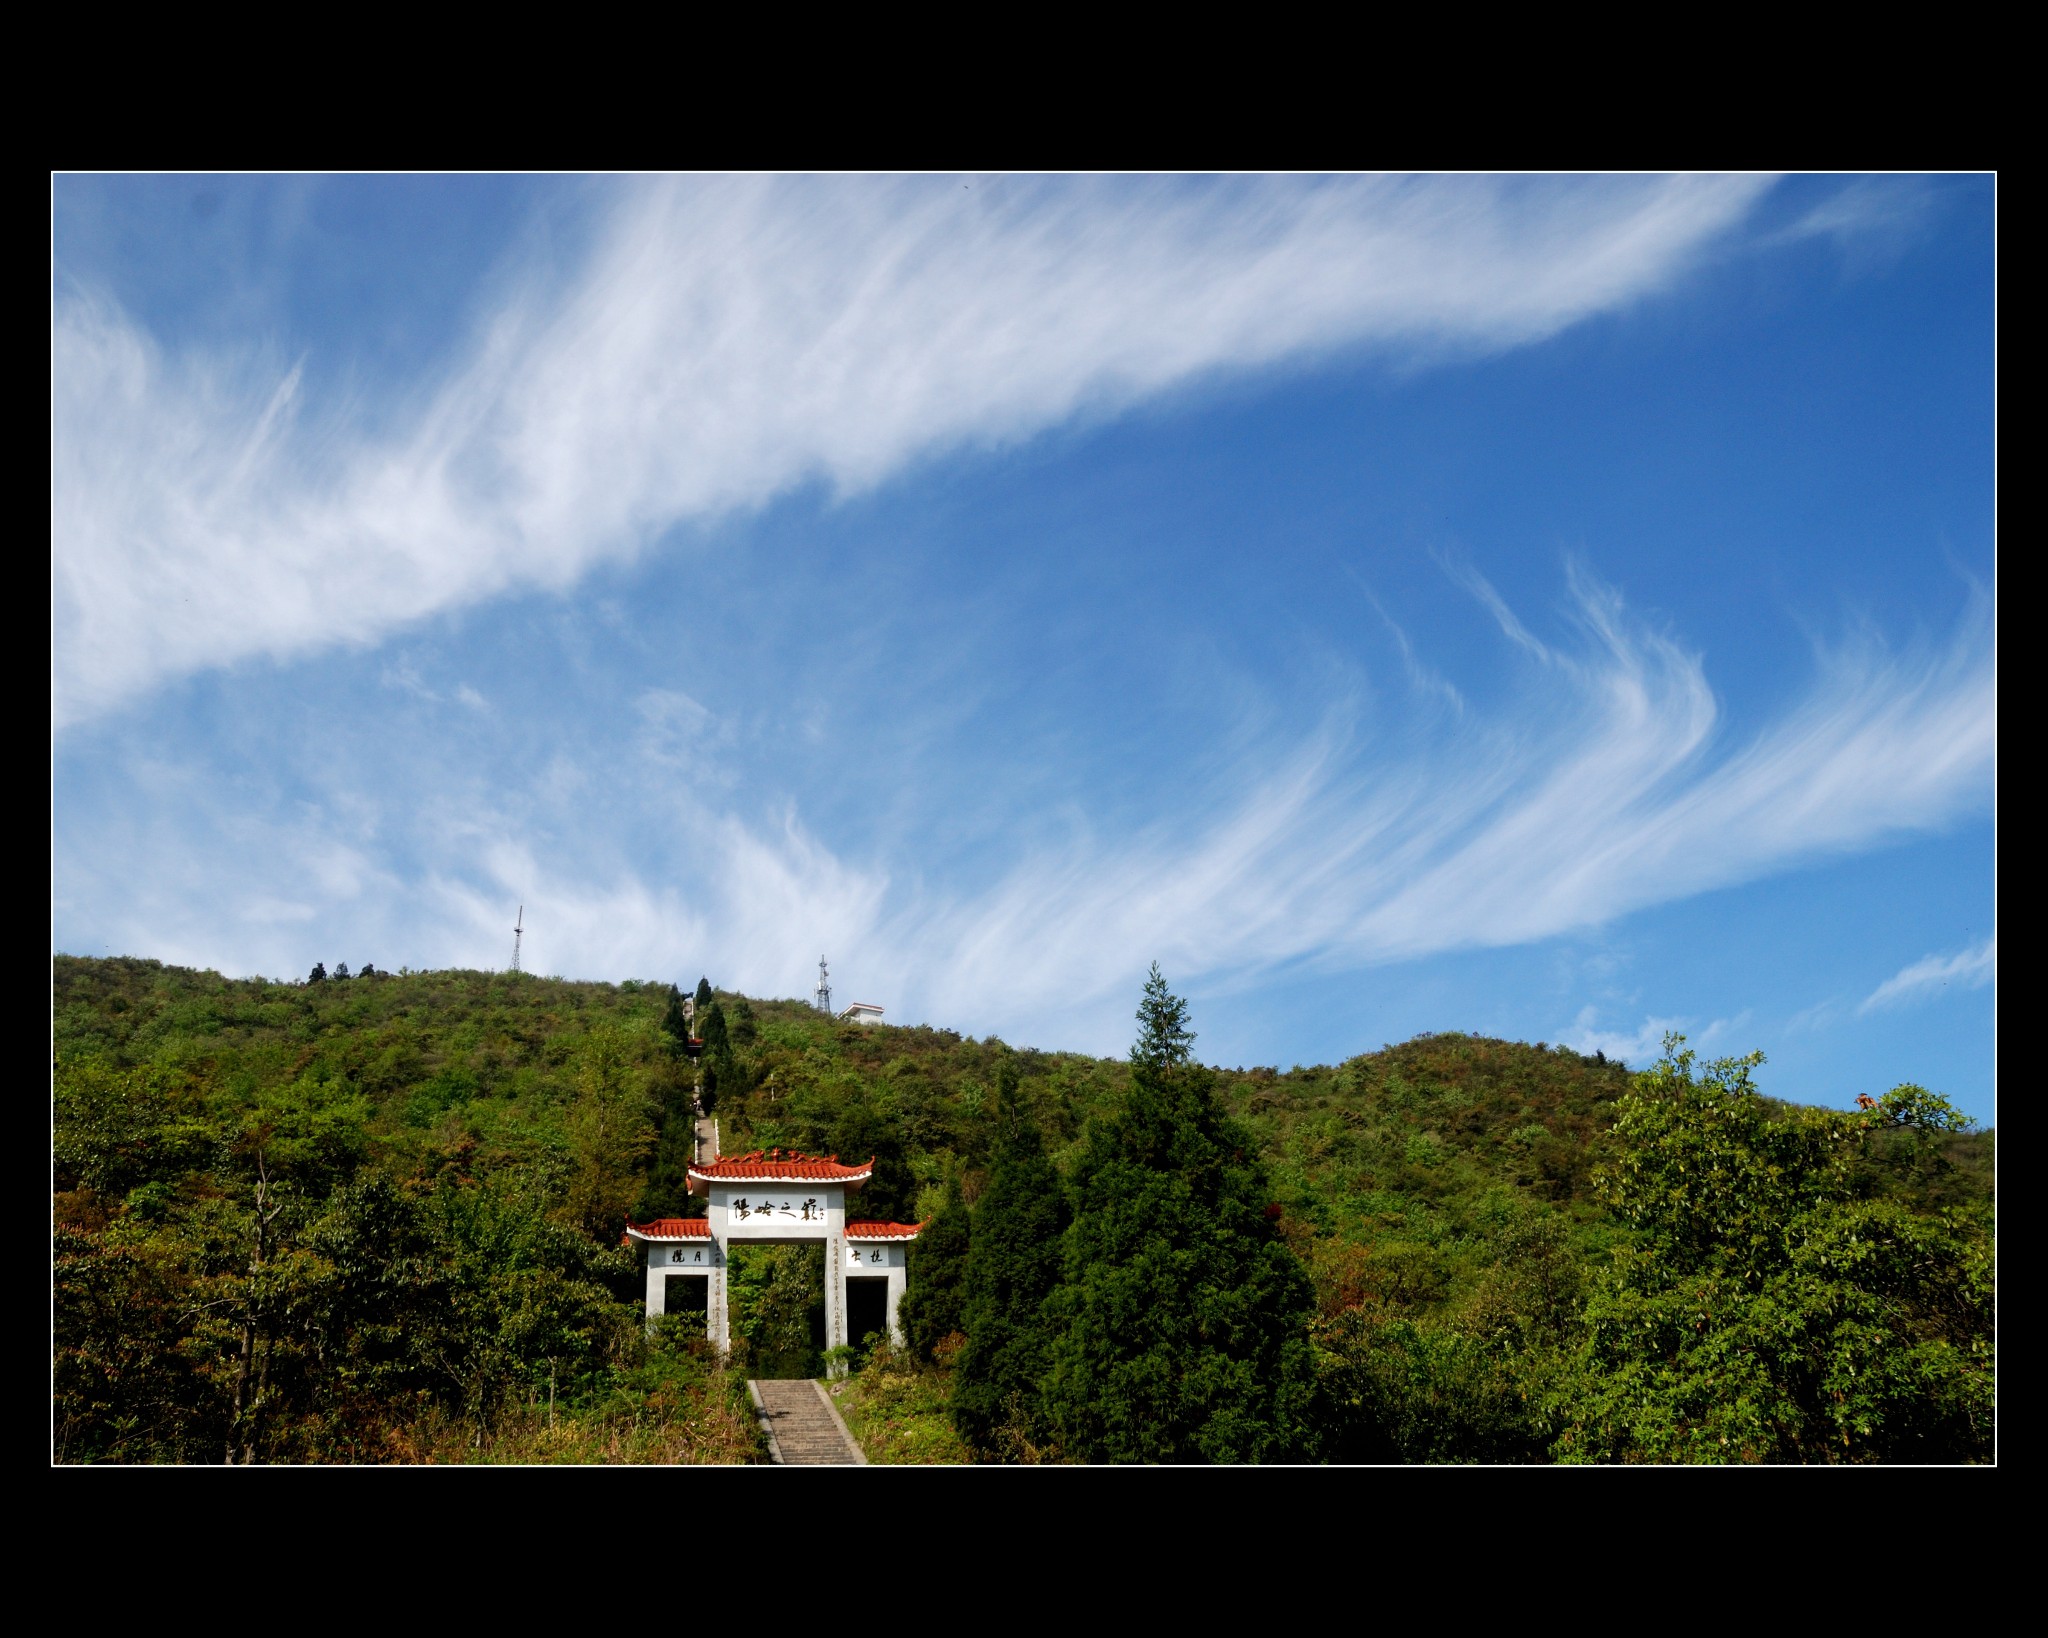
[1132,963,1195,1072]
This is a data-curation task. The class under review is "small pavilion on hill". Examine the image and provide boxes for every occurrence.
[625,1150,925,1354]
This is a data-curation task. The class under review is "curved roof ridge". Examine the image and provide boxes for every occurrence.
[845,1219,927,1240]
[624,1217,714,1243]
[687,1150,876,1184]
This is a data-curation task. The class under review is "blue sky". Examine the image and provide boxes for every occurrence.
[51,176,1996,1122]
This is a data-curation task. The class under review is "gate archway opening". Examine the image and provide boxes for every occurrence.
[727,1243,826,1379]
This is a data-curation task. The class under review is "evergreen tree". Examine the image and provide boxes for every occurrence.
[698,999,729,1062]
[898,1173,970,1359]
[698,1000,733,1112]
[308,963,326,983]
[729,995,758,1045]
[953,1055,1068,1458]
[635,1056,703,1221]
[828,1093,916,1222]
[636,1122,699,1221]
[1039,966,1318,1463]
[659,984,692,1057]
[693,976,713,1015]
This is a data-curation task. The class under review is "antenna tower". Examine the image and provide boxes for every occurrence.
[815,955,832,1014]
[511,905,524,974]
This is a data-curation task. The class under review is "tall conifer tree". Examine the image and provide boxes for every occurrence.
[953,1054,1068,1457]
[698,1000,733,1108]
[828,1094,915,1221]
[1040,966,1318,1462]
[898,1173,971,1358]
[660,984,692,1056]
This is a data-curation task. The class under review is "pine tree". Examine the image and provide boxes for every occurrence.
[729,996,758,1045]
[698,1000,733,1111]
[1039,965,1319,1463]
[698,1000,729,1059]
[659,984,692,1057]
[898,1173,970,1359]
[693,976,713,1015]
[828,1094,915,1221]
[635,1051,703,1221]
[953,1054,1068,1457]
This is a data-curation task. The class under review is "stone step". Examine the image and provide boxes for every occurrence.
[750,1379,866,1465]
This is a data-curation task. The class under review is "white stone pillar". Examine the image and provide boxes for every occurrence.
[709,1234,729,1351]
[823,1187,847,1359]
[706,1191,730,1353]
[644,1250,666,1320]
[885,1259,908,1346]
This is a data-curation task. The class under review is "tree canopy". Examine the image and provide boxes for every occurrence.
[1555,1042,1994,1463]
[52,957,1993,1463]
[898,1173,970,1359]
[951,1053,1068,1458]
[1038,966,1319,1462]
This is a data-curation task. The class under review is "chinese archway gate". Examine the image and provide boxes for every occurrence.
[624,1150,923,1356]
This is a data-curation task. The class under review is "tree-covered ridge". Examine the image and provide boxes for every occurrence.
[52,956,1993,1462]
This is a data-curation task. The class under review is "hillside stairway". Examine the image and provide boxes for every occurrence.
[749,1380,866,1465]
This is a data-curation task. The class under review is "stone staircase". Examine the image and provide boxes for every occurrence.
[749,1379,866,1465]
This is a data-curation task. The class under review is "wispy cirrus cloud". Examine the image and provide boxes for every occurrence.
[875,570,1994,1029]
[52,175,1774,728]
[62,566,1990,1052]
[1860,935,1997,1013]
[1770,176,1939,270]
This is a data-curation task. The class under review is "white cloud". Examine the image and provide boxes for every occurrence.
[634,687,720,768]
[433,552,1996,1038]
[909,571,1987,1015]
[66,565,1986,1058]
[52,175,1772,728]
[860,573,1988,1036]
[1860,935,1996,1013]
[1557,1007,1741,1065]
[1772,177,1937,268]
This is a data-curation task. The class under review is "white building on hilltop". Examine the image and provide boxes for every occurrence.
[839,1001,885,1025]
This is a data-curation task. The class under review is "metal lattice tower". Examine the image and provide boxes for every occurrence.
[814,955,832,1014]
[511,905,524,974]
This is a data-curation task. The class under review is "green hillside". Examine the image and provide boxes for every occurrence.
[52,956,1993,1463]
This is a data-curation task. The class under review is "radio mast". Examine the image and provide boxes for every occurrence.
[814,955,832,1014]
[511,906,524,974]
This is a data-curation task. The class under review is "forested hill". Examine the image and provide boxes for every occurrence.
[52,957,1994,1463]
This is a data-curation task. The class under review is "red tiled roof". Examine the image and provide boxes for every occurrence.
[846,1220,926,1240]
[624,1218,714,1243]
[689,1149,874,1184]
[625,1214,924,1243]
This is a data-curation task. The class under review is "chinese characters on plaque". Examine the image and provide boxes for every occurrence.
[729,1196,824,1222]
[669,1248,705,1264]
